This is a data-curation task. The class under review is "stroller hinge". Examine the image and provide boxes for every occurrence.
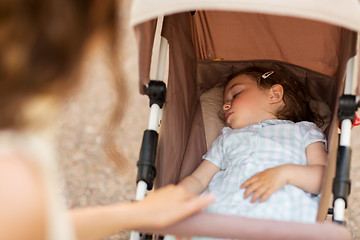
[338,94,359,123]
[146,80,166,108]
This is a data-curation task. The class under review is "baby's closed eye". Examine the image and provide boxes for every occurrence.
[233,91,241,98]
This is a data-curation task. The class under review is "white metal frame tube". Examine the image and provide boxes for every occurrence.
[344,56,358,95]
[130,231,140,240]
[156,37,169,81]
[130,18,169,240]
[135,180,148,201]
[344,33,359,95]
[333,198,346,222]
[340,119,352,147]
[148,104,161,131]
[130,181,148,240]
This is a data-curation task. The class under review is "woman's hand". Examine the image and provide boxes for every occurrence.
[70,185,214,240]
[133,184,215,229]
[240,165,289,203]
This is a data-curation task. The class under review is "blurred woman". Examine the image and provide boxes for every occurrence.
[0,1,214,239]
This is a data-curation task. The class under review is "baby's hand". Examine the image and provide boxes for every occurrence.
[240,165,289,203]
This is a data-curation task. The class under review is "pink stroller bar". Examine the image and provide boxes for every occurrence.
[139,212,352,239]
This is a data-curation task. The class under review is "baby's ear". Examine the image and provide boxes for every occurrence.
[268,84,284,104]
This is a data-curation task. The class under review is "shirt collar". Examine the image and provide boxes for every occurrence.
[260,119,294,126]
[225,119,294,132]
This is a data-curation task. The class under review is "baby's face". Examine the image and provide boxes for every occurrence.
[223,74,273,129]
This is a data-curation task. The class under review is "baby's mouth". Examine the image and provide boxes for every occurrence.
[225,112,232,123]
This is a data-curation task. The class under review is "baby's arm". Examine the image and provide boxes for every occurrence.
[241,141,327,203]
[178,160,220,195]
[286,141,327,194]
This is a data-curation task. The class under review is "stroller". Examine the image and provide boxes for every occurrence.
[129,0,360,239]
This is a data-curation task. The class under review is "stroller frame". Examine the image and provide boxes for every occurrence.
[333,32,359,223]
[130,2,360,239]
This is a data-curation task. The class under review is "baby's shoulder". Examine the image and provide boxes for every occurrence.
[294,121,326,142]
[294,121,321,131]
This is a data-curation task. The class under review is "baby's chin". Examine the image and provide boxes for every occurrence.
[228,120,259,129]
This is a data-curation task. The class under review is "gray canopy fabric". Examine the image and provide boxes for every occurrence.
[131,1,359,238]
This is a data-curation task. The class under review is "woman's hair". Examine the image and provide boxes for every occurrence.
[226,66,324,126]
[0,0,127,167]
[0,0,117,128]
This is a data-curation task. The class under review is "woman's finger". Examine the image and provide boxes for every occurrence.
[182,193,216,215]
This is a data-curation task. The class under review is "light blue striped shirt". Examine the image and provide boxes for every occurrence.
[203,119,327,223]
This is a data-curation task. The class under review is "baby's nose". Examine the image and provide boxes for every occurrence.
[222,102,230,111]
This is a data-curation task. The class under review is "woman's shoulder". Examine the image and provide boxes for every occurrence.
[0,130,76,240]
[0,130,54,164]
[0,130,58,188]
[0,138,46,240]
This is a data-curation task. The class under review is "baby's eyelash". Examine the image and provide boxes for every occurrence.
[233,92,241,98]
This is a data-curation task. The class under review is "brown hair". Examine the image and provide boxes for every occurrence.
[226,67,324,127]
[0,0,127,166]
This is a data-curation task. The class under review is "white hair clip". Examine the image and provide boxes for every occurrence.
[262,71,274,79]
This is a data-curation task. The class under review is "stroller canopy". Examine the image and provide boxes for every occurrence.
[130,0,360,32]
